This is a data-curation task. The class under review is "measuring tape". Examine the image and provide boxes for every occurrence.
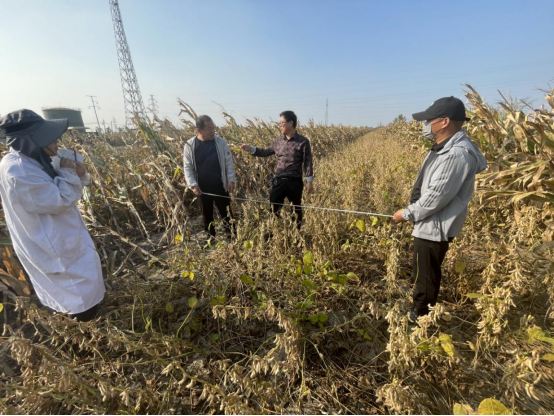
[201,192,393,218]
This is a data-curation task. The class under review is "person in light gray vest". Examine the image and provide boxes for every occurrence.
[392,97,487,322]
[183,115,235,241]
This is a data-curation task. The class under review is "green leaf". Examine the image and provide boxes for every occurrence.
[355,219,366,233]
[309,314,319,324]
[357,329,371,340]
[346,272,360,282]
[302,279,318,292]
[337,274,348,285]
[326,271,338,281]
[165,302,174,313]
[181,271,190,278]
[296,265,302,275]
[453,403,471,415]
[541,353,554,361]
[173,167,181,179]
[303,265,313,275]
[210,296,226,306]
[188,297,198,308]
[417,340,432,352]
[210,333,221,342]
[442,312,453,322]
[322,261,331,270]
[0,303,3,313]
[477,398,511,415]
[439,333,456,357]
[318,313,328,323]
[527,326,554,346]
[295,299,313,310]
[189,271,195,281]
[240,274,254,285]
[303,251,314,265]
[466,293,484,299]
[371,216,379,227]
[454,260,466,273]
[243,240,253,251]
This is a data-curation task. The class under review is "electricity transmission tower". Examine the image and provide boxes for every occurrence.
[148,94,159,117]
[109,0,147,127]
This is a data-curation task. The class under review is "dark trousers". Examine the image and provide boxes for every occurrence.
[200,186,233,237]
[269,177,304,229]
[70,304,99,322]
[412,237,451,315]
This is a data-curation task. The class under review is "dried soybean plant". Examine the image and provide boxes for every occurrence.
[2,87,554,414]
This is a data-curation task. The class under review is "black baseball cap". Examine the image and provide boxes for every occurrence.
[0,109,68,147]
[412,96,470,122]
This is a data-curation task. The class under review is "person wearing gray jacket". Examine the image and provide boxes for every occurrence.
[183,115,236,240]
[392,97,487,322]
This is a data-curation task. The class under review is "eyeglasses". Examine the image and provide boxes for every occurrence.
[278,121,290,126]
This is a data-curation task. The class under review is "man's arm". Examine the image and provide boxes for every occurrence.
[303,140,314,194]
[239,141,275,157]
[183,143,202,196]
[303,140,314,183]
[11,169,83,215]
[222,139,236,193]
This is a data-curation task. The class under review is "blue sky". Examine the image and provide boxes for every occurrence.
[1,0,553,129]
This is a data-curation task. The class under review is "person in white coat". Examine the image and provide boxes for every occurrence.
[0,109,105,321]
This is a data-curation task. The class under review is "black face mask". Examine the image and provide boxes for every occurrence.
[7,134,58,179]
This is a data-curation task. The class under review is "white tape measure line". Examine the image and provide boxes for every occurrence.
[201,192,393,218]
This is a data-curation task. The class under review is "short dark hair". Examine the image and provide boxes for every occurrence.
[196,115,213,130]
[279,111,297,128]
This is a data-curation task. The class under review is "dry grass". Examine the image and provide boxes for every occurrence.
[1,86,554,414]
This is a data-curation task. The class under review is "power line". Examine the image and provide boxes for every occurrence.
[190,74,551,114]
[175,69,553,110]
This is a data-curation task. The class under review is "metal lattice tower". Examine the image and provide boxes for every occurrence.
[109,0,147,127]
[148,94,159,117]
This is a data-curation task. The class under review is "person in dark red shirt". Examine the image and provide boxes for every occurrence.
[240,111,313,229]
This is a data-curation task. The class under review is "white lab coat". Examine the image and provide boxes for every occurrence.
[0,149,105,314]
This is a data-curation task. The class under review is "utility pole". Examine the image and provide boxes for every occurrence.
[148,94,159,117]
[87,95,102,132]
[112,117,118,131]
[109,0,147,127]
[325,98,329,125]
[102,119,107,132]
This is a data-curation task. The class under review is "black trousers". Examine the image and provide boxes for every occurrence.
[412,237,451,315]
[200,185,233,237]
[69,304,99,322]
[269,177,304,229]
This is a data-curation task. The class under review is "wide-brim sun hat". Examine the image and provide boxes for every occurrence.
[0,109,68,148]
